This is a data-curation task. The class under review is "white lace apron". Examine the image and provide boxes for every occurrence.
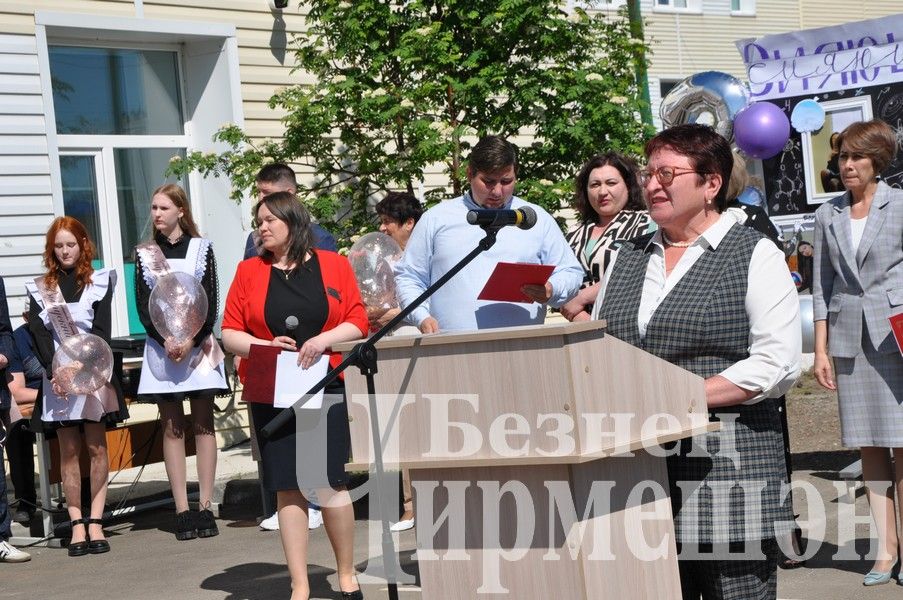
[136,238,228,395]
[25,268,119,422]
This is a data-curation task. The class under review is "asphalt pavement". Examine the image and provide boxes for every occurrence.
[2,439,900,600]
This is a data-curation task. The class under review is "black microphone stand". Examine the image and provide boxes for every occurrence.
[261,224,503,599]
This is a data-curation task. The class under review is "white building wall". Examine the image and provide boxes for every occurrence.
[0,33,56,318]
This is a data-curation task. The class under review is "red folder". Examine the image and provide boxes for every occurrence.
[242,344,281,404]
[891,311,903,357]
[478,262,555,303]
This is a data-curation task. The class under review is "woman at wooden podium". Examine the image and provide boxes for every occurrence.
[222,191,368,600]
[592,124,801,599]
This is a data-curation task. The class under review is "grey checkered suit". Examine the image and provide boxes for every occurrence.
[812,181,903,447]
[599,224,793,546]
[812,181,903,357]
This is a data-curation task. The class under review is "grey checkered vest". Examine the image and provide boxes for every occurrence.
[599,223,792,544]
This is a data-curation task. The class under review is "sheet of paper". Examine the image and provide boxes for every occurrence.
[273,352,329,409]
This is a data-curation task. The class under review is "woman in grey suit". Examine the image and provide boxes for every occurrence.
[812,118,903,586]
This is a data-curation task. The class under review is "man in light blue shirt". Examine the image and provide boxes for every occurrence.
[395,135,583,333]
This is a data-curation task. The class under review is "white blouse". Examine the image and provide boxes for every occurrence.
[849,216,868,252]
[592,210,801,403]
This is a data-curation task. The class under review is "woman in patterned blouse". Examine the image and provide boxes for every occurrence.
[561,152,654,321]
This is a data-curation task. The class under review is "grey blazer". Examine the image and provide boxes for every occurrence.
[812,181,903,358]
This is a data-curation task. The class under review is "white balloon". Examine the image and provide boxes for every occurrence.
[149,272,208,344]
[348,232,403,313]
[52,333,113,395]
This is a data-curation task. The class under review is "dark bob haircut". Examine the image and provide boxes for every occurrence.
[375,192,423,226]
[572,152,645,223]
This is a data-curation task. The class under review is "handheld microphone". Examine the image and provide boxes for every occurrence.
[466,206,537,230]
[285,315,299,345]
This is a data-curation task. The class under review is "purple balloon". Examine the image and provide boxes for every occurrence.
[733,102,791,160]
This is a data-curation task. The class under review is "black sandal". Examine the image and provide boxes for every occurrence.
[67,518,89,557]
[86,518,110,554]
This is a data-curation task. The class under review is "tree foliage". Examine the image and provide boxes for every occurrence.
[169,0,653,244]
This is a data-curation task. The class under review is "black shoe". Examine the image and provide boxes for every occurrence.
[175,510,197,541]
[341,591,363,600]
[12,509,33,524]
[195,509,219,538]
[86,518,110,554]
[67,518,89,557]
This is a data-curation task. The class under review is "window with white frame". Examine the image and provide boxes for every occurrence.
[33,12,247,342]
[653,0,702,12]
[49,43,190,335]
[731,0,756,15]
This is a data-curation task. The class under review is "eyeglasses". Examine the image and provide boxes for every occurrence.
[638,166,703,186]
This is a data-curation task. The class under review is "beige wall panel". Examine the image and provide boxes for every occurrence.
[147,0,309,13]
[235,46,300,69]
[799,2,901,29]
[644,0,800,78]
[645,11,802,77]
[244,106,288,121]
[0,16,36,36]
[0,1,134,18]
[238,65,311,86]
[142,3,309,35]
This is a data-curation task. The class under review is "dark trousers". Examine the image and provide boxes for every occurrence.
[0,420,11,541]
[4,421,36,509]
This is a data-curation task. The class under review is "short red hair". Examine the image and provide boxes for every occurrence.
[43,216,95,291]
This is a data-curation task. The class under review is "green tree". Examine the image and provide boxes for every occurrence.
[169,0,653,244]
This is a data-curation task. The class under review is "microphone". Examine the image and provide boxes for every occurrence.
[466,206,537,230]
[285,315,299,345]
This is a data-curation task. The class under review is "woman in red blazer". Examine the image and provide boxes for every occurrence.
[222,192,367,600]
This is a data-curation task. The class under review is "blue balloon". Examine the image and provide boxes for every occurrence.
[791,99,826,133]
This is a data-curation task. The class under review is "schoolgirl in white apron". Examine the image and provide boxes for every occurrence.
[133,183,228,542]
[26,216,126,556]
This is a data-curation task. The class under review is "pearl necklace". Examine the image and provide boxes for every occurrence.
[661,232,696,248]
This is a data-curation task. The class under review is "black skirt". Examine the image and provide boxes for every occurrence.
[135,384,231,404]
[250,383,351,491]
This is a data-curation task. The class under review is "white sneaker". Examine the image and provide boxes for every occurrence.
[390,518,415,532]
[259,513,279,531]
[308,507,323,530]
[0,540,31,562]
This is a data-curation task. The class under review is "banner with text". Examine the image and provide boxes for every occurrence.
[736,15,903,101]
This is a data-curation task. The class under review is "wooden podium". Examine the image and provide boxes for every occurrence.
[336,320,713,599]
